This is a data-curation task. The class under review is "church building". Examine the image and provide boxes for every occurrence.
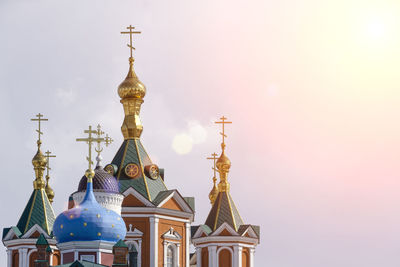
[2,26,259,267]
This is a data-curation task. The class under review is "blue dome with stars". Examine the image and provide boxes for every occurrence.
[53,173,126,243]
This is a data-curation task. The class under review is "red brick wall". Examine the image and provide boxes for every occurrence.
[101,252,114,266]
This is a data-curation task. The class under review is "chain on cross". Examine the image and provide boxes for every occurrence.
[121,25,141,58]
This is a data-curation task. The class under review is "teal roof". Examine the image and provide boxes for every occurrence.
[204,191,244,232]
[16,189,55,235]
[111,139,167,201]
[2,226,22,239]
[36,233,48,245]
[114,239,128,248]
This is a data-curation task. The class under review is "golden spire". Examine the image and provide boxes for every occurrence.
[118,25,146,140]
[31,113,48,190]
[44,150,56,204]
[76,125,108,180]
[207,152,219,204]
[215,116,232,192]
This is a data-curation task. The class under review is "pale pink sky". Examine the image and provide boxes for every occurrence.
[1,0,400,266]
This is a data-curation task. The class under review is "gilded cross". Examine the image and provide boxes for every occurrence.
[76,125,104,171]
[94,124,113,156]
[121,25,141,58]
[44,150,56,177]
[207,152,219,178]
[215,116,232,148]
[31,113,48,142]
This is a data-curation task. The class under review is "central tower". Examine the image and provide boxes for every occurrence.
[104,25,195,267]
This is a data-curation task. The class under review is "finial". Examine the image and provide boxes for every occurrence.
[76,125,104,181]
[31,113,48,190]
[121,25,141,59]
[215,116,232,192]
[118,25,146,140]
[207,152,219,204]
[44,150,56,203]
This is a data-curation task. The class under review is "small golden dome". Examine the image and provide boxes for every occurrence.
[208,178,219,204]
[32,143,47,168]
[118,57,146,99]
[216,151,231,172]
[45,176,55,204]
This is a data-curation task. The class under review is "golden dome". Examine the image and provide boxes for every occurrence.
[208,177,219,205]
[45,175,55,204]
[216,151,231,172]
[32,144,47,168]
[118,57,146,100]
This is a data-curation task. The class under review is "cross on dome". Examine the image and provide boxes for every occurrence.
[121,25,141,58]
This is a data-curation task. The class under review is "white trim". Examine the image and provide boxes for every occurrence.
[249,248,255,267]
[240,227,258,239]
[208,246,217,267]
[217,247,233,267]
[21,224,50,239]
[150,217,159,267]
[7,250,12,267]
[195,247,201,267]
[3,228,18,241]
[80,254,96,262]
[21,248,28,267]
[192,226,210,239]
[122,187,155,207]
[4,239,57,247]
[195,242,256,249]
[192,236,258,246]
[121,207,193,222]
[74,250,78,261]
[156,191,193,214]
[233,246,242,267]
[162,227,182,241]
[122,212,191,223]
[126,224,144,237]
[211,222,239,237]
[56,240,114,251]
[185,223,190,267]
[27,249,37,265]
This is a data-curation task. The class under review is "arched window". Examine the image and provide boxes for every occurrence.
[218,248,232,267]
[167,246,174,267]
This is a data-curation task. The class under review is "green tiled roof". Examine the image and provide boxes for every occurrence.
[114,239,128,248]
[16,189,55,235]
[184,197,195,212]
[2,226,22,239]
[111,139,167,201]
[204,191,244,232]
[36,233,48,245]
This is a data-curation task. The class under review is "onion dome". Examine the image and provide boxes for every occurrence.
[53,172,126,243]
[45,175,55,204]
[208,177,219,205]
[32,141,47,190]
[78,165,119,194]
[118,57,146,100]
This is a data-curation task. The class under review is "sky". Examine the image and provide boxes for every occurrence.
[1,0,400,266]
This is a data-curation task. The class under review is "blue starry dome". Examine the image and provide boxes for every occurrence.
[53,175,126,243]
[78,166,119,193]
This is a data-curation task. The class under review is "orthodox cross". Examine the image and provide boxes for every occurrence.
[215,116,232,149]
[76,125,104,171]
[31,113,48,143]
[94,124,113,156]
[121,25,141,58]
[207,152,219,178]
[44,150,56,177]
